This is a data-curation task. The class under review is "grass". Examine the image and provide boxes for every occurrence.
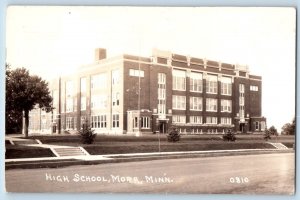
[6,134,294,159]
[84,141,276,155]
[5,145,55,159]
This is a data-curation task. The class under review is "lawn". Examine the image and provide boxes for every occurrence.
[6,134,294,159]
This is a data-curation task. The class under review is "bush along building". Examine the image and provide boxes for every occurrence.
[28,48,266,135]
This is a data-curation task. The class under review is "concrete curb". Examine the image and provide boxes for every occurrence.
[5,149,294,170]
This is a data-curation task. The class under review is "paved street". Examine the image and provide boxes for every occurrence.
[6,153,294,194]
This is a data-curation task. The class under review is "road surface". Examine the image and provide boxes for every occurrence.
[5,153,294,194]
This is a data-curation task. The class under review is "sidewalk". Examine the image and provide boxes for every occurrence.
[5,148,294,170]
[5,135,294,170]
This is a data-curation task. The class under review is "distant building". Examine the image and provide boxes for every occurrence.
[29,48,266,135]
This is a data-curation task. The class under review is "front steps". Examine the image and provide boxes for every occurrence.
[267,142,289,150]
[51,147,90,157]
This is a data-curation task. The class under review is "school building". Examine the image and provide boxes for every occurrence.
[28,48,267,135]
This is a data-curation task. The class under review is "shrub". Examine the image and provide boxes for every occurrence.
[222,129,236,142]
[79,122,97,144]
[167,127,180,142]
[263,129,271,141]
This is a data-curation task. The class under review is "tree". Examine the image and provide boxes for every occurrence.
[263,129,271,141]
[79,120,97,144]
[6,66,53,137]
[281,118,296,135]
[268,126,278,136]
[222,129,236,142]
[167,127,180,142]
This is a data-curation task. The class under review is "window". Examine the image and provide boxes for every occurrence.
[239,105,245,118]
[112,114,120,128]
[190,72,202,92]
[190,97,202,111]
[190,116,202,124]
[172,69,186,91]
[80,78,86,93]
[221,77,232,95]
[129,69,144,77]
[158,73,166,115]
[172,115,186,124]
[91,73,107,89]
[255,121,259,130]
[91,95,107,109]
[66,81,74,97]
[239,84,245,93]
[112,69,120,85]
[158,103,166,114]
[133,117,138,128]
[158,88,166,100]
[250,85,259,91]
[112,92,120,106]
[66,117,75,129]
[66,98,73,112]
[206,98,217,112]
[91,115,107,128]
[81,97,86,111]
[172,95,186,110]
[261,121,266,131]
[206,117,217,124]
[206,74,218,94]
[141,117,150,129]
[158,73,166,84]
[221,99,232,112]
[221,117,232,125]
[80,116,86,128]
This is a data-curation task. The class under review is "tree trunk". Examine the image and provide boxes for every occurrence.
[24,110,29,138]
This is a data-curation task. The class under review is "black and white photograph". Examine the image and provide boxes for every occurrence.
[4,6,296,195]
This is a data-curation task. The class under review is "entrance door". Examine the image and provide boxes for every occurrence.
[159,122,167,134]
[239,123,245,133]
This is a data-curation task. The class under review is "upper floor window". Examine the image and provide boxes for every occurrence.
[221,76,232,96]
[81,97,86,111]
[221,117,232,125]
[221,99,232,113]
[158,73,166,84]
[172,95,186,110]
[190,116,202,124]
[112,69,120,85]
[172,115,186,124]
[206,74,218,94]
[239,84,245,93]
[206,117,217,124]
[91,73,107,89]
[172,69,186,91]
[190,97,203,111]
[66,81,74,97]
[206,98,217,112]
[129,69,144,77]
[80,77,86,93]
[112,92,120,106]
[66,98,73,112]
[190,72,202,92]
[250,85,259,91]
[91,95,107,109]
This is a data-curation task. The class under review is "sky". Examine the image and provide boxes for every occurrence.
[6,6,296,131]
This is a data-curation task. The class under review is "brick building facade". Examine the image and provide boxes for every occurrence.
[29,48,266,135]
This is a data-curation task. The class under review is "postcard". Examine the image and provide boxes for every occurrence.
[5,6,295,195]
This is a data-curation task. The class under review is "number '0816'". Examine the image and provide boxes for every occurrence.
[229,177,249,183]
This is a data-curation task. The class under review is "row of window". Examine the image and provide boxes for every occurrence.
[172,96,232,112]
[66,69,121,96]
[172,70,232,95]
[91,114,120,128]
[172,115,232,125]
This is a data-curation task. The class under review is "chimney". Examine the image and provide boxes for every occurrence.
[95,48,107,61]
